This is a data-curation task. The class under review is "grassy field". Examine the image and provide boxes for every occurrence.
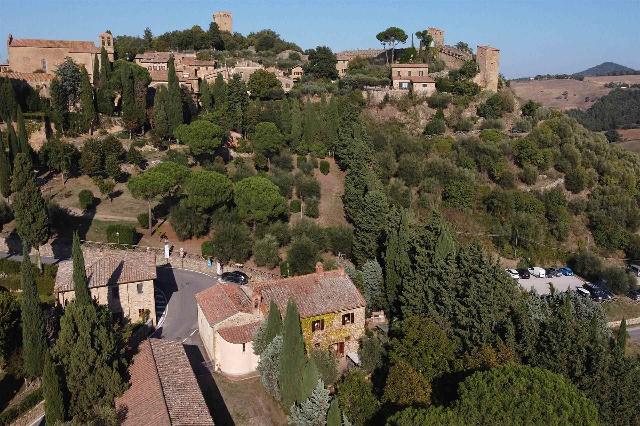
[603,298,640,322]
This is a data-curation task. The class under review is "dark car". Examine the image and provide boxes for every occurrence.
[629,289,640,301]
[220,271,249,285]
[517,268,530,279]
[584,283,613,302]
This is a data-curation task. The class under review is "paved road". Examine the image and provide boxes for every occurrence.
[154,267,217,341]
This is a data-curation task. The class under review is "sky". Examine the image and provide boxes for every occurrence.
[1,0,639,78]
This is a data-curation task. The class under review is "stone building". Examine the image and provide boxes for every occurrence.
[427,27,445,47]
[195,264,366,376]
[7,32,113,81]
[0,72,54,97]
[213,11,233,33]
[54,251,157,324]
[473,45,500,92]
[391,63,436,95]
[291,65,304,81]
[115,338,214,425]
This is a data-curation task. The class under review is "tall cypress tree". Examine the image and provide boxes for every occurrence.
[121,66,139,138]
[166,55,183,135]
[199,79,212,112]
[0,136,11,198]
[616,318,627,355]
[7,122,20,164]
[21,253,47,378]
[43,350,66,423]
[264,300,283,342]
[79,67,96,134]
[72,232,91,305]
[327,398,342,426]
[97,47,113,115]
[300,358,320,401]
[227,74,248,134]
[92,54,100,87]
[290,98,302,149]
[384,207,413,313]
[0,77,17,122]
[278,299,306,409]
[153,86,170,139]
[16,106,30,156]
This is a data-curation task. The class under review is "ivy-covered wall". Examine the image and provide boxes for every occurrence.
[300,307,366,355]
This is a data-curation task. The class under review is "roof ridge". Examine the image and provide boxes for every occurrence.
[148,339,177,423]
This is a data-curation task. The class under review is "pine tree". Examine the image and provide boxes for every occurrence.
[92,54,100,87]
[326,398,341,426]
[20,253,46,378]
[79,67,96,134]
[153,86,170,139]
[0,136,11,198]
[72,232,91,305]
[43,350,66,423]
[279,299,306,409]
[200,79,212,112]
[166,56,183,134]
[16,106,30,156]
[288,379,330,426]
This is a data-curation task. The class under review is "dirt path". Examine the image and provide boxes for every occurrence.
[314,158,348,227]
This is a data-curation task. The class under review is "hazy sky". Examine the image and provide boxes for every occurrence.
[1,0,639,78]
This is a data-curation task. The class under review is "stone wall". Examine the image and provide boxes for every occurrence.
[301,306,366,356]
[213,11,233,33]
[473,45,500,92]
[8,47,99,81]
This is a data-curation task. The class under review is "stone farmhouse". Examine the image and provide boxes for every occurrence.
[195,264,366,377]
[391,63,436,95]
[6,32,114,82]
[115,338,214,425]
[54,251,157,325]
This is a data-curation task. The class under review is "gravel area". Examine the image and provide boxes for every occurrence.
[517,275,585,295]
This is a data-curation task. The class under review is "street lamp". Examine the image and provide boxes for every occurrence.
[115,231,120,246]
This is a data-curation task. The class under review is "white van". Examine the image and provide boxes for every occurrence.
[528,267,546,278]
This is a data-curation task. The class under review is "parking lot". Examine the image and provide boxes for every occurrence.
[517,275,585,295]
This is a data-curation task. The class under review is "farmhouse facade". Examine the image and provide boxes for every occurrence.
[195,264,366,376]
[391,63,436,95]
[54,251,157,325]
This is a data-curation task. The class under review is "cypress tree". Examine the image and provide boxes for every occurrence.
[0,136,11,198]
[72,232,91,305]
[43,350,66,423]
[21,253,46,378]
[352,190,389,266]
[200,79,212,112]
[327,398,341,426]
[166,55,183,134]
[264,300,283,342]
[279,299,306,409]
[11,152,33,193]
[300,358,320,401]
[0,77,17,122]
[49,78,66,133]
[384,207,412,313]
[7,122,20,164]
[97,47,113,115]
[153,86,170,139]
[79,67,96,134]
[16,106,30,156]
[227,74,248,134]
[290,98,302,149]
[616,318,627,355]
[211,72,227,109]
[121,67,139,138]
[92,54,100,87]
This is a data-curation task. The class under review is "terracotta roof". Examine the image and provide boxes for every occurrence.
[182,57,216,67]
[116,339,214,426]
[9,38,99,53]
[1,72,53,83]
[195,284,254,326]
[54,252,157,292]
[253,270,366,319]
[218,321,261,344]
[135,52,173,63]
[391,63,430,68]
[149,69,189,83]
[392,75,436,83]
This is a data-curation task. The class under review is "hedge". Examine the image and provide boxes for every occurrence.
[106,224,138,247]
[0,387,43,425]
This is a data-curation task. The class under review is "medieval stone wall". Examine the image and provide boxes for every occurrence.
[473,45,500,92]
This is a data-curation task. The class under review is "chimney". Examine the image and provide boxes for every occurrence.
[8,34,13,46]
[315,262,324,274]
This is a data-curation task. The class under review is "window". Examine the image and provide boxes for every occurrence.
[419,70,424,76]
[333,342,345,356]
[41,58,47,72]
[137,283,143,294]
[111,286,119,300]
[311,319,325,332]
[408,71,412,76]
[242,343,246,352]
[400,82,409,89]
[342,312,355,325]
[138,308,146,318]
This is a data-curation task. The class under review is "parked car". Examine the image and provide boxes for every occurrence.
[545,268,560,277]
[528,267,546,278]
[517,269,530,279]
[628,264,640,277]
[584,283,613,302]
[629,289,640,301]
[558,267,574,276]
[220,271,249,285]
[576,286,591,298]
[505,269,520,279]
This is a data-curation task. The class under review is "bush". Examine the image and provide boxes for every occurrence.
[169,203,210,241]
[78,189,94,210]
[201,240,215,257]
[424,118,447,136]
[319,160,330,175]
[106,224,137,246]
[325,226,353,258]
[290,199,302,213]
[211,223,253,264]
[512,118,533,133]
[568,250,603,282]
[311,349,338,385]
[165,149,190,166]
[297,156,315,175]
[256,221,291,246]
[253,235,280,269]
[453,117,474,132]
[295,173,321,201]
[304,198,320,218]
[272,150,294,171]
[0,387,43,425]
[480,118,504,130]
[519,163,538,185]
[291,219,327,251]
[426,92,452,109]
[601,266,636,294]
[269,172,294,198]
[137,213,150,229]
[127,146,145,167]
[286,236,319,275]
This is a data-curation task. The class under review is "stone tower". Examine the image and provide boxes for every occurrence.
[427,27,445,47]
[99,32,114,59]
[213,11,233,33]
[473,45,500,92]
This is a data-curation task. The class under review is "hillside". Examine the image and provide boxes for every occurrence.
[574,62,638,77]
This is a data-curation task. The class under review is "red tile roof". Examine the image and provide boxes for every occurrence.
[54,252,157,292]
[218,321,261,344]
[9,38,99,53]
[254,270,366,319]
[149,69,190,83]
[1,72,54,83]
[195,284,254,326]
[116,339,214,425]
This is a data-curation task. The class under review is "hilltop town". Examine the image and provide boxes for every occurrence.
[0,8,639,426]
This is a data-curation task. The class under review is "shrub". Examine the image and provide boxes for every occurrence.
[453,117,474,132]
[480,118,504,130]
[253,234,280,269]
[137,213,151,229]
[297,156,315,175]
[127,146,145,167]
[272,150,294,171]
[169,203,210,241]
[0,200,13,227]
[311,349,339,385]
[106,224,137,246]
[426,92,452,109]
[295,173,321,201]
[304,198,320,218]
[211,223,253,264]
[201,240,215,257]
[512,118,533,133]
[256,221,291,246]
[601,266,636,294]
[78,189,94,210]
[165,149,190,166]
[565,167,588,193]
[286,236,319,275]
[290,199,302,213]
[519,164,538,185]
[424,118,447,136]
[325,226,353,258]
[319,160,330,175]
[291,219,327,250]
[269,172,294,198]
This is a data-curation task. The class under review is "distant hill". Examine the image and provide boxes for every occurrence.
[573,62,638,77]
